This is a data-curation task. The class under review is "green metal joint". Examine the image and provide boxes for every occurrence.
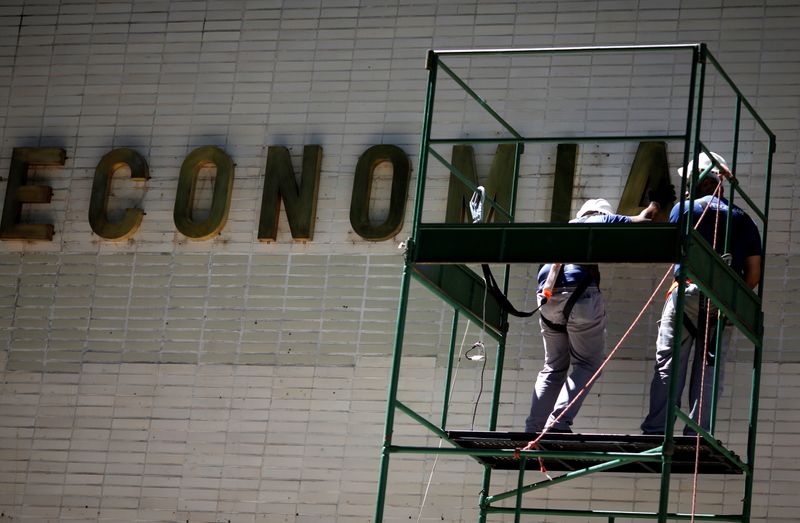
[403,238,416,264]
[676,410,749,473]
[395,400,451,441]
[425,49,436,70]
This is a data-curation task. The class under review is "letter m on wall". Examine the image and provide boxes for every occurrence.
[258,145,322,242]
[445,145,516,224]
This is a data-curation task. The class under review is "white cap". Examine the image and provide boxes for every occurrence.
[576,198,614,218]
[677,151,728,178]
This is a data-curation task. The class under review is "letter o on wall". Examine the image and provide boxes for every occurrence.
[174,145,235,240]
[350,144,410,241]
[89,147,149,240]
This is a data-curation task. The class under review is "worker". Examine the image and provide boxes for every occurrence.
[641,152,762,435]
[525,197,662,433]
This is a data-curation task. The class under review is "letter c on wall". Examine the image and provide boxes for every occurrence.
[350,144,410,241]
[174,145,235,240]
[89,147,149,240]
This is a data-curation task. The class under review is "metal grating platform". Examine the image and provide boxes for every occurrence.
[448,431,743,475]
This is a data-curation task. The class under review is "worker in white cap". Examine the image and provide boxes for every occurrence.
[525,197,662,434]
[642,151,762,435]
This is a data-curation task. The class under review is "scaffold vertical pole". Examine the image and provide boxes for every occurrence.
[742,136,774,523]
[373,50,439,523]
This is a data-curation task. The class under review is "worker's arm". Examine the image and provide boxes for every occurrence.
[628,201,660,222]
[743,255,761,289]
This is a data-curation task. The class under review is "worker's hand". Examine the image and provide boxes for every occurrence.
[639,201,660,220]
[717,163,734,181]
[522,440,537,452]
[647,182,676,210]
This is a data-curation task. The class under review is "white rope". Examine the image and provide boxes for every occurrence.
[416,320,473,522]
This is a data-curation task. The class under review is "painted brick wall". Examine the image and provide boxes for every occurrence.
[0,1,799,522]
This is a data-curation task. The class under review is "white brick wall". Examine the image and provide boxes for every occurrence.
[1,1,799,521]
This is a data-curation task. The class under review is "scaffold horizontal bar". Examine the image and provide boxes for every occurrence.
[429,134,686,145]
[433,44,700,56]
[485,506,743,521]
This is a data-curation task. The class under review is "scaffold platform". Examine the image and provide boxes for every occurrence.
[448,431,743,474]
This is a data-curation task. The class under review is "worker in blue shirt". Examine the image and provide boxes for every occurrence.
[525,197,660,433]
[641,152,762,435]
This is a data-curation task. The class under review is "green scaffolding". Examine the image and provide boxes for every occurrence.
[374,44,775,522]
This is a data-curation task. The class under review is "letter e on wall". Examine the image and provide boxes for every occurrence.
[0,147,65,241]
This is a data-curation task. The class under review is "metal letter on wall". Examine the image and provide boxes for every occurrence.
[173,145,235,240]
[89,148,149,240]
[551,144,578,222]
[350,144,410,241]
[445,144,515,224]
[0,147,65,241]
[617,141,673,220]
[258,145,322,242]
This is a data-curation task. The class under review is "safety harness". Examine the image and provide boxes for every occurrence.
[538,265,600,333]
[481,263,600,331]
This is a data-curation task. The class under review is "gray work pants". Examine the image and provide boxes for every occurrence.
[525,286,606,432]
[641,283,730,435]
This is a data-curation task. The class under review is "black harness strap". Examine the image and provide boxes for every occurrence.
[681,297,718,367]
[539,268,598,333]
[683,313,698,338]
[481,264,539,318]
[481,263,600,326]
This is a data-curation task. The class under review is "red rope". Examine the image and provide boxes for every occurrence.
[690,182,724,521]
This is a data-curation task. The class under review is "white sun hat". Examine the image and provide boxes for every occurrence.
[576,198,614,218]
[677,151,728,178]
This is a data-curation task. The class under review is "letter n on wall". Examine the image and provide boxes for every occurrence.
[258,145,322,242]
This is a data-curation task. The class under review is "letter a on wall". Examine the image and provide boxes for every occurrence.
[258,145,322,242]
[617,141,673,220]
[0,147,65,241]
[89,148,149,240]
[173,145,235,240]
[350,144,410,241]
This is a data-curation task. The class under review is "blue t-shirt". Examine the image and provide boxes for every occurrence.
[671,195,762,278]
[537,213,632,292]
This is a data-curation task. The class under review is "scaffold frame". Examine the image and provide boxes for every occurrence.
[374,43,775,523]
